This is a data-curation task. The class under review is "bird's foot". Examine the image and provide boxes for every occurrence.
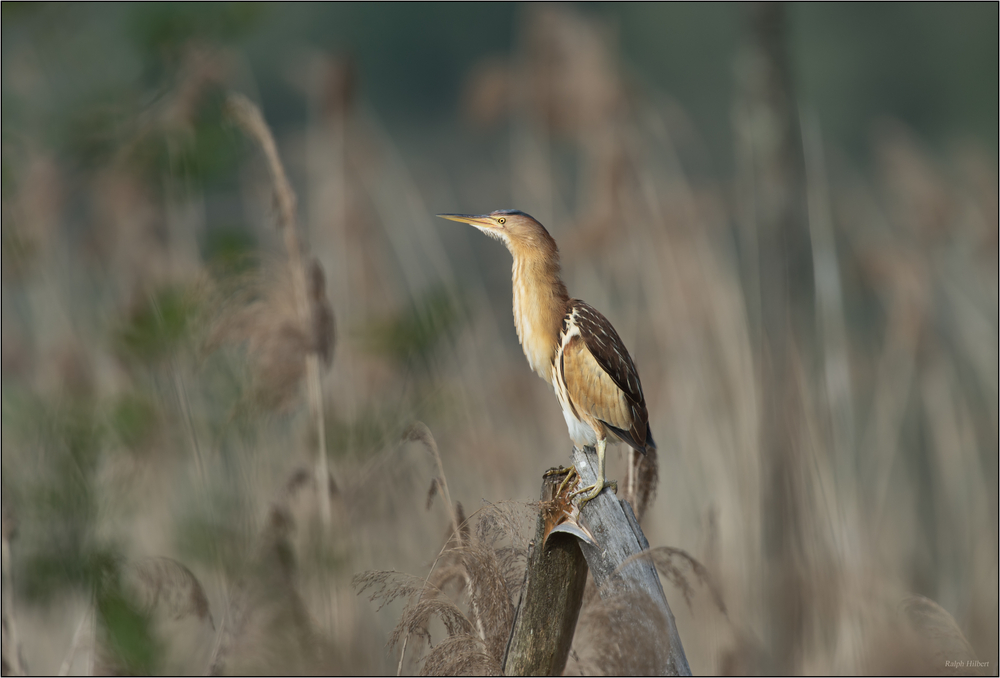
[544,466,581,498]
[571,478,617,509]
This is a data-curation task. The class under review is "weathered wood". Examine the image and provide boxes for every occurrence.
[503,470,589,676]
[571,445,692,676]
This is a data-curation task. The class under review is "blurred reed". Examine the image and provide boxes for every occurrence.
[1,4,996,675]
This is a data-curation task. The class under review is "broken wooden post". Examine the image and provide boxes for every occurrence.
[504,449,691,676]
[571,444,691,676]
[503,469,589,676]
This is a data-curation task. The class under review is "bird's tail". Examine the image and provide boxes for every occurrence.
[644,422,657,453]
[628,424,659,522]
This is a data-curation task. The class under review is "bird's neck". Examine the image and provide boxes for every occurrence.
[511,253,569,384]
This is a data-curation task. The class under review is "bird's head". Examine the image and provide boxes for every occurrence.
[437,210,559,262]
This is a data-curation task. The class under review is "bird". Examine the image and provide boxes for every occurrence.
[438,209,654,507]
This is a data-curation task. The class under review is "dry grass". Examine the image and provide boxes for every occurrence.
[2,4,996,676]
[350,426,530,676]
[354,492,529,675]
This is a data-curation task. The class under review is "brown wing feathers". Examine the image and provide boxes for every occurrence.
[564,300,652,453]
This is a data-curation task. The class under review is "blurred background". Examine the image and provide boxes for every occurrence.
[2,3,996,675]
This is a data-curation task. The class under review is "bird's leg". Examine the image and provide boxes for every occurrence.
[572,438,616,507]
[627,449,637,507]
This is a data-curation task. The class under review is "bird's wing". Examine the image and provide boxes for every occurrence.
[561,301,650,451]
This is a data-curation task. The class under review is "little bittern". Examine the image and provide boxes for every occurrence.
[438,210,655,506]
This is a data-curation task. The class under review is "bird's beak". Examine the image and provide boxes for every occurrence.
[436,213,497,230]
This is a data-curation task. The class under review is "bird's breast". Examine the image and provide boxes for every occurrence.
[511,262,562,384]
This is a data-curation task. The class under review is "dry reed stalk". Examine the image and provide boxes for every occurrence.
[1,509,27,677]
[172,365,208,492]
[347,109,498,440]
[859,243,924,527]
[205,259,333,413]
[56,603,91,677]
[801,110,856,485]
[734,5,815,672]
[396,423,476,673]
[209,502,334,676]
[404,422,463,542]
[226,92,336,529]
[210,464,356,674]
[355,475,528,675]
[155,294,237,677]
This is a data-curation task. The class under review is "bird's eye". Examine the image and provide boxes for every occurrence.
[497,217,506,225]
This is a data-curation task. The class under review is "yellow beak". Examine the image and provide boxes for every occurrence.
[436,213,498,229]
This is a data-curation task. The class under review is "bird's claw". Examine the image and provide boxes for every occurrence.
[547,466,580,498]
[556,466,580,499]
[571,478,616,508]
